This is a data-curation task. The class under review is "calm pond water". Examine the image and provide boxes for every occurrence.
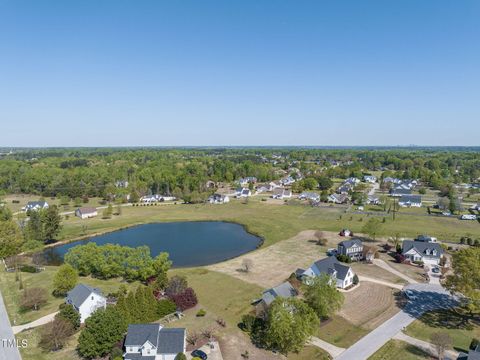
[42,221,262,267]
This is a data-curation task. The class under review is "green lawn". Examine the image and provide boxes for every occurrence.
[52,199,480,249]
[17,327,81,360]
[0,265,139,324]
[368,340,430,360]
[405,309,480,352]
[316,315,369,348]
[288,346,331,360]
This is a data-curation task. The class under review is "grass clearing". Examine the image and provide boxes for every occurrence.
[405,309,480,353]
[316,315,368,348]
[17,327,81,360]
[368,339,430,360]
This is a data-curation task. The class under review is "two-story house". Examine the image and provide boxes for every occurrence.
[296,256,356,289]
[337,239,364,261]
[124,324,186,360]
[65,284,107,323]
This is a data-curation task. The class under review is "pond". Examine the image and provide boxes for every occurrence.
[42,221,262,267]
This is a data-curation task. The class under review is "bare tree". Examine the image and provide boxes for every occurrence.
[430,332,452,360]
[20,287,48,311]
[39,318,74,351]
[314,230,328,246]
[186,331,199,346]
[201,327,216,341]
[241,258,254,273]
[165,275,188,297]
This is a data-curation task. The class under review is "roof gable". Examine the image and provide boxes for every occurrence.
[66,284,103,308]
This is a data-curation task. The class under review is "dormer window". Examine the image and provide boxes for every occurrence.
[425,249,430,255]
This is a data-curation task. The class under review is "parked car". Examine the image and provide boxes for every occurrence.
[432,267,440,273]
[404,289,417,301]
[460,214,477,220]
[191,349,208,360]
[442,212,451,216]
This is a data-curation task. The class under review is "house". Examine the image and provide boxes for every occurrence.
[75,207,98,219]
[402,240,444,265]
[208,194,230,204]
[124,324,186,360]
[66,284,106,323]
[383,177,401,185]
[298,192,320,202]
[269,181,283,189]
[389,188,412,197]
[236,187,251,198]
[280,176,296,186]
[24,200,49,212]
[415,235,438,243]
[271,188,292,199]
[367,195,380,205]
[345,177,360,185]
[115,180,129,188]
[141,195,176,203]
[457,345,480,360]
[363,175,377,183]
[337,184,353,194]
[328,193,349,204]
[398,195,422,207]
[238,177,257,186]
[297,256,356,289]
[256,184,273,194]
[337,238,364,261]
[256,281,298,317]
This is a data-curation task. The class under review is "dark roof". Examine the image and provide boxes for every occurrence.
[157,328,186,354]
[262,282,297,305]
[26,200,48,207]
[313,257,350,280]
[399,195,422,203]
[125,324,160,347]
[124,354,155,360]
[338,238,363,249]
[402,240,443,258]
[458,346,480,360]
[77,207,97,214]
[66,284,103,308]
[389,188,411,195]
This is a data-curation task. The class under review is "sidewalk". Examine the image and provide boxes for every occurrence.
[309,336,345,358]
[373,259,419,284]
[394,332,459,360]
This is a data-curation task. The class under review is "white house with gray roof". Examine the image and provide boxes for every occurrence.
[337,238,364,261]
[24,200,49,212]
[402,240,444,265]
[65,284,106,323]
[260,282,297,307]
[398,195,422,207]
[297,257,356,289]
[124,324,186,360]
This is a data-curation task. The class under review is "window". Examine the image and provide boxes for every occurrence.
[91,296,94,300]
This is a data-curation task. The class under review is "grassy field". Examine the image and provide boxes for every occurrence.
[0,266,139,324]
[368,340,430,360]
[316,315,368,348]
[18,327,81,360]
[45,198,480,248]
[405,309,480,353]
[4,194,108,214]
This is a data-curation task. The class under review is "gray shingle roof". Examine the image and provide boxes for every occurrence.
[313,257,351,281]
[262,282,297,306]
[66,284,103,308]
[399,195,421,204]
[390,188,411,195]
[402,240,443,258]
[338,238,363,249]
[157,328,186,354]
[125,324,160,347]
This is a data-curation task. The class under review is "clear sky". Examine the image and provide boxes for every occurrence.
[1,0,479,147]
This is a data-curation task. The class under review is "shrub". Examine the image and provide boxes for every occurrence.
[196,309,207,317]
[336,254,351,263]
[395,254,406,263]
[157,299,177,318]
[52,264,78,297]
[20,287,48,310]
[240,314,256,333]
[353,274,359,285]
[175,353,187,360]
[19,265,37,273]
[170,288,198,311]
[470,338,480,350]
[56,303,81,330]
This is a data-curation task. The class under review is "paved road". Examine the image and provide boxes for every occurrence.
[0,290,22,360]
[358,275,404,290]
[335,283,457,360]
[12,311,58,334]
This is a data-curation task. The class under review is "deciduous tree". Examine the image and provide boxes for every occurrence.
[52,264,78,296]
[304,274,344,319]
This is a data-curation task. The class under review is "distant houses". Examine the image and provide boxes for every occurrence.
[238,177,257,186]
[398,195,422,207]
[140,194,176,203]
[367,195,381,205]
[363,175,377,183]
[327,193,349,204]
[24,200,49,212]
[271,188,292,200]
[297,257,356,289]
[236,187,251,198]
[389,188,412,197]
[66,284,106,323]
[208,194,230,204]
[298,192,320,202]
[124,324,186,360]
[115,180,129,188]
[75,207,98,219]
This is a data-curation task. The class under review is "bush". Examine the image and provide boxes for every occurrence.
[470,338,480,350]
[353,274,359,285]
[240,314,256,333]
[395,254,406,263]
[336,254,351,263]
[175,353,187,360]
[110,347,123,360]
[169,288,198,311]
[56,303,80,330]
[52,264,78,297]
[157,299,177,318]
[19,265,37,273]
[196,309,207,317]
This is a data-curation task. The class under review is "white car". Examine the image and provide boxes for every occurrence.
[404,290,417,301]
[460,214,477,220]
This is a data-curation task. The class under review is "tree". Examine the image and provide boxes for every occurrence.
[304,274,344,319]
[241,258,254,273]
[446,247,480,315]
[52,264,78,296]
[165,275,188,297]
[430,332,452,360]
[42,205,62,242]
[77,307,127,359]
[170,288,198,311]
[56,303,81,329]
[39,318,74,351]
[265,297,319,355]
[175,353,187,360]
[317,177,333,190]
[0,220,23,258]
[361,218,383,240]
[20,287,48,311]
[25,210,44,242]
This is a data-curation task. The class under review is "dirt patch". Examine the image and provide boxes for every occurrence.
[207,230,345,288]
[219,332,281,360]
[338,282,402,330]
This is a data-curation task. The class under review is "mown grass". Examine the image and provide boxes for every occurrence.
[316,315,369,348]
[405,309,480,352]
[368,339,430,360]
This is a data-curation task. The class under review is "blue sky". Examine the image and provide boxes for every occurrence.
[1,0,479,146]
